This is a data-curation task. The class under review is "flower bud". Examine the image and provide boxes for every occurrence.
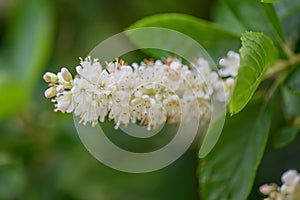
[43,72,58,83]
[56,85,64,93]
[61,67,72,82]
[44,87,57,98]
[260,184,277,195]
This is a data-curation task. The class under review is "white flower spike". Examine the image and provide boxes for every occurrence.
[43,52,240,130]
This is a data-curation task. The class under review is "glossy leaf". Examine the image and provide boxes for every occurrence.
[127,13,241,62]
[273,126,299,148]
[284,63,300,94]
[281,82,300,125]
[212,0,286,56]
[199,110,226,158]
[229,32,277,114]
[274,0,300,50]
[199,97,273,200]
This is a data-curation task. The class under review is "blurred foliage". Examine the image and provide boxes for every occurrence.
[0,0,300,200]
[0,0,214,199]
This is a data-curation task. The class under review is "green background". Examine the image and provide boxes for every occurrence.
[0,0,299,199]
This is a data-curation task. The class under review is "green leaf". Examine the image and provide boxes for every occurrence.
[284,63,300,94]
[211,2,245,35]
[199,96,273,200]
[212,0,286,57]
[127,13,241,63]
[199,111,226,158]
[261,0,281,3]
[229,32,277,114]
[6,0,54,89]
[0,0,54,120]
[281,79,300,124]
[274,0,300,50]
[273,126,299,148]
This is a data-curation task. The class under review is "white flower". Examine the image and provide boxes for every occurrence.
[163,95,182,124]
[76,56,103,83]
[136,61,164,88]
[72,78,94,105]
[218,51,240,77]
[194,58,212,77]
[53,91,74,113]
[130,94,151,123]
[282,170,300,186]
[260,169,300,200]
[113,65,137,91]
[109,91,131,129]
[43,51,240,130]
[212,77,235,102]
[147,100,167,130]
[77,102,100,127]
[161,58,186,91]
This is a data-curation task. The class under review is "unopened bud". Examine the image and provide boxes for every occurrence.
[56,85,64,93]
[44,87,57,98]
[260,184,277,195]
[43,72,58,83]
[61,67,72,82]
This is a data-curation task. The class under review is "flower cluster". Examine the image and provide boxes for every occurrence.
[260,169,300,200]
[43,51,240,130]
